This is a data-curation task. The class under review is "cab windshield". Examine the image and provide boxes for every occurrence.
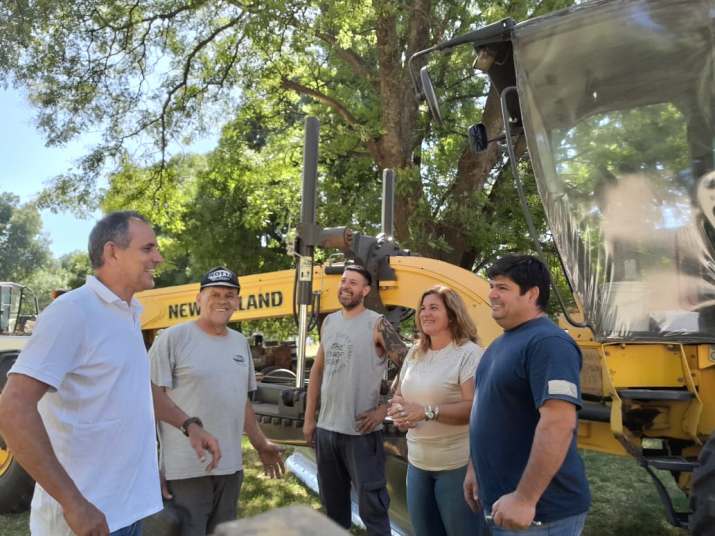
[513,0,714,342]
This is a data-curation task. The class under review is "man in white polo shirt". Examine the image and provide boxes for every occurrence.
[150,266,284,536]
[0,211,221,536]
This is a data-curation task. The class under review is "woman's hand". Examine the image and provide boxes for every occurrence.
[388,395,424,428]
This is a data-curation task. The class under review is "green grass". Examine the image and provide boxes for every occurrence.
[0,511,27,536]
[0,447,688,535]
[580,449,687,536]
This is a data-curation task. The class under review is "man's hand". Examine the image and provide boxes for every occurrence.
[303,418,317,446]
[356,405,387,434]
[491,491,536,529]
[62,496,110,536]
[257,441,285,479]
[187,424,222,471]
[463,462,481,513]
[159,470,173,500]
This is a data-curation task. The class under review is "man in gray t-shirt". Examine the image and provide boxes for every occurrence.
[303,265,407,535]
[150,267,284,536]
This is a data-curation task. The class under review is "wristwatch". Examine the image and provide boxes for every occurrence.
[181,417,203,436]
[424,405,440,422]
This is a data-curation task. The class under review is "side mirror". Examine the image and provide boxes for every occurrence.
[468,123,512,153]
[468,123,489,152]
[419,66,442,125]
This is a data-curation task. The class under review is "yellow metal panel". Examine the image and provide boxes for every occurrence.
[695,359,715,437]
[577,420,627,456]
[580,345,604,396]
[603,344,685,388]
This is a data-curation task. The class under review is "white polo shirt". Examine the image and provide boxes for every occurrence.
[10,276,162,534]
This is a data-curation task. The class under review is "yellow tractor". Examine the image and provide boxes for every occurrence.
[410,0,714,532]
[0,282,38,513]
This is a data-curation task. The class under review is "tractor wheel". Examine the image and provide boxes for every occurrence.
[690,432,715,535]
[0,355,34,513]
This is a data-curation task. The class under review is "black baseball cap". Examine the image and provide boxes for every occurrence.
[200,266,240,291]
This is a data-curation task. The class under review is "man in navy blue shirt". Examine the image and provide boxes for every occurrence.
[464,255,590,534]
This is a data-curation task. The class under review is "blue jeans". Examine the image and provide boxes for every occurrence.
[407,463,488,536]
[110,520,142,536]
[486,511,587,535]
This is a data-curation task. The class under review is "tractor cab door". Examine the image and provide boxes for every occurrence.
[0,283,38,336]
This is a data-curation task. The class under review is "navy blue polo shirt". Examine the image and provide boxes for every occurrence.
[470,316,591,523]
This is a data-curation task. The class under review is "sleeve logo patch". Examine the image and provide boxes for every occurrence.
[548,379,578,398]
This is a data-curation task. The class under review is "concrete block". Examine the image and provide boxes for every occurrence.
[212,505,349,536]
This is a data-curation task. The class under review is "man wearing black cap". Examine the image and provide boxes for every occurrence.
[149,267,284,536]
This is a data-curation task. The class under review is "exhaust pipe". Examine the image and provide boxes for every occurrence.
[295,117,320,389]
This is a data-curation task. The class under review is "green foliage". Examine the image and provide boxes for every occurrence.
[21,262,68,310]
[2,0,582,285]
[0,194,92,307]
[102,123,303,280]
[18,251,91,309]
[0,193,50,282]
[59,251,92,290]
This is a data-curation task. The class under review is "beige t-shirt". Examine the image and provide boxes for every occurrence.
[398,340,483,471]
[150,321,257,479]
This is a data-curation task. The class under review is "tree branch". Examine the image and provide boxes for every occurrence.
[159,15,246,164]
[280,78,360,128]
[96,1,212,33]
[314,30,376,85]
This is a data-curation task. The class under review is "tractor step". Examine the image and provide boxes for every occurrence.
[640,458,693,529]
[618,389,694,401]
[646,456,699,472]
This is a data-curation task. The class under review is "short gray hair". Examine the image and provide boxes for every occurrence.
[88,211,149,269]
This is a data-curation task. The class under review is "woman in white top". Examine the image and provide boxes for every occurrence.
[388,285,487,536]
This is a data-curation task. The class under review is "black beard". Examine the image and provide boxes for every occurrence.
[340,293,362,310]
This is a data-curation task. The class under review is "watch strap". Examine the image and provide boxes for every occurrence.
[181,416,203,436]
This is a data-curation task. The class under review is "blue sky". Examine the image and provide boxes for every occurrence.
[0,87,218,258]
[0,87,102,257]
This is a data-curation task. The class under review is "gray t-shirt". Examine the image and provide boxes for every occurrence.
[317,309,386,435]
[149,321,256,479]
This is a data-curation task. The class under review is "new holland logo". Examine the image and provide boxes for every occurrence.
[168,291,284,319]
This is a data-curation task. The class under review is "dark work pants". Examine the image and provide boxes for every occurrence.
[315,428,391,536]
[168,471,243,536]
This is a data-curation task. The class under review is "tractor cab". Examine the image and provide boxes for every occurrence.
[415,0,715,342]
[0,283,38,338]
